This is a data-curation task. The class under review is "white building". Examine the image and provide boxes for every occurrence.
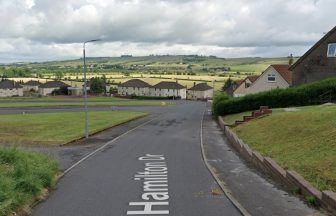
[187,83,213,100]
[247,65,292,94]
[39,81,70,96]
[0,80,23,97]
[117,79,152,96]
[22,80,41,92]
[151,81,187,99]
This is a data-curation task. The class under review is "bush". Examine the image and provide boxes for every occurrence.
[213,78,336,116]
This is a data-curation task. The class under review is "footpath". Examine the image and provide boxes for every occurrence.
[202,108,322,216]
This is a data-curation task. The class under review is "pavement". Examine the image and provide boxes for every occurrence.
[201,103,320,216]
[33,101,241,216]
[30,101,320,216]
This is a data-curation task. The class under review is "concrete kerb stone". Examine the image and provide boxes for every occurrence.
[218,120,336,214]
[286,170,322,201]
[322,191,336,214]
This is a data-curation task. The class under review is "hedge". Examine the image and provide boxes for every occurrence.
[213,78,336,116]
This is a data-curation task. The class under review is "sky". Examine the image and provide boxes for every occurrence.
[0,0,335,63]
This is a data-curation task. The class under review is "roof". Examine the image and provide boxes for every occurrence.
[39,81,69,88]
[188,83,213,91]
[0,80,22,89]
[271,64,292,84]
[119,79,152,88]
[234,80,244,86]
[246,75,259,83]
[153,81,185,89]
[290,26,336,70]
[24,80,41,86]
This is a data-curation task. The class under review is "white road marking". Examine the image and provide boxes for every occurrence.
[127,154,169,215]
[58,117,159,179]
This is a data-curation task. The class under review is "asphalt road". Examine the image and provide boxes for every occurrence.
[33,101,241,216]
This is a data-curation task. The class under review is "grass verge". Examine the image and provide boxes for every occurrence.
[0,111,147,145]
[231,105,336,192]
[0,147,58,216]
[0,96,173,108]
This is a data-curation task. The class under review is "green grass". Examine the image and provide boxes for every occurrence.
[0,111,147,145]
[0,147,58,216]
[0,96,172,108]
[232,105,336,191]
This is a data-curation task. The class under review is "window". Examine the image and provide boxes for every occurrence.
[268,74,276,82]
[245,83,250,88]
[327,43,336,57]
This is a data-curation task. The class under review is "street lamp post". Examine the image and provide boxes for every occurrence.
[83,39,101,138]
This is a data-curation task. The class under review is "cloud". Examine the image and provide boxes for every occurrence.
[0,0,335,62]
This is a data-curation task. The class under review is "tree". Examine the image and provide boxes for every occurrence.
[55,71,64,80]
[222,77,233,92]
[90,77,105,94]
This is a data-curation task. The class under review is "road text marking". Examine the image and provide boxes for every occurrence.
[127,154,169,215]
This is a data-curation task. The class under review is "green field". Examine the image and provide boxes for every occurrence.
[0,96,171,108]
[0,147,58,216]
[0,111,147,145]
[229,105,336,192]
[3,56,295,92]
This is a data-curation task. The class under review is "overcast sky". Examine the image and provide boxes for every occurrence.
[0,0,335,63]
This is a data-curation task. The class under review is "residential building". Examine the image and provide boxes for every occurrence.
[233,75,259,97]
[225,79,243,97]
[151,81,186,99]
[247,65,292,94]
[187,83,213,100]
[290,26,336,86]
[117,79,152,96]
[0,80,23,97]
[22,80,41,92]
[39,81,69,96]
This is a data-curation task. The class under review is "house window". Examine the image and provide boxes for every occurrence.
[268,74,276,82]
[245,83,250,88]
[327,43,336,57]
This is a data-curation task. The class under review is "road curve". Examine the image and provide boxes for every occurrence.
[33,101,241,216]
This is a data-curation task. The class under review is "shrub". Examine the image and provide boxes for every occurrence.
[213,78,336,116]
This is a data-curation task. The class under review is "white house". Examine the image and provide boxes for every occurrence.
[0,80,23,97]
[187,83,213,100]
[247,65,292,94]
[233,75,259,97]
[38,81,70,96]
[22,80,41,92]
[151,81,186,99]
[117,79,152,96]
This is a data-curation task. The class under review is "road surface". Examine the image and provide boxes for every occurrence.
[33,101,241,216]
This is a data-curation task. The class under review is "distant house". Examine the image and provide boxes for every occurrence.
[22,80,41,92]
[187,83,213,100]
[117,79,152,96]
[0,80,23,97]
[290,26,336,86]
[151,81,187,99]
[39,81,69,96]
[233,75,259,97]
[247,65,292,94]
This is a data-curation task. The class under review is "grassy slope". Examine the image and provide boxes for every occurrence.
[0,111,147,145]
[0,147,58,216]
[231,105,336,191]
[0,96,171,108]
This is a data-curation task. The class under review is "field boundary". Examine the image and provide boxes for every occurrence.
[218,116,336,214]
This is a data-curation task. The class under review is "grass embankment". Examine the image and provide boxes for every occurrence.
[228,105,336,191]
[0,96,172,108]
[0,147,58,216]
[0,111,147,145]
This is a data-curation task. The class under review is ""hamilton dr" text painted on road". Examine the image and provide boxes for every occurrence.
[127,154,169,215]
